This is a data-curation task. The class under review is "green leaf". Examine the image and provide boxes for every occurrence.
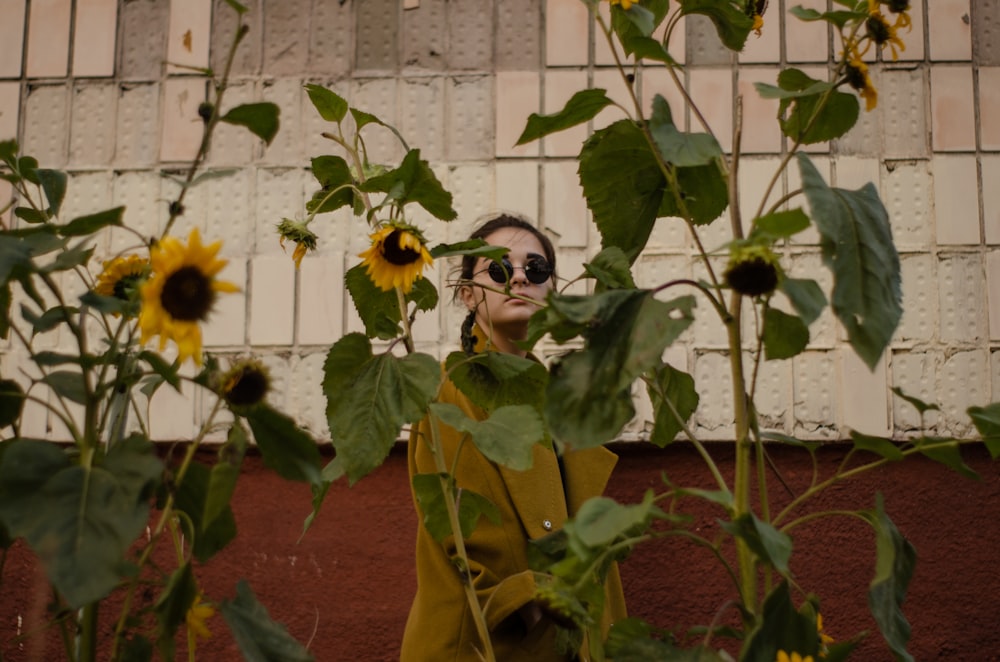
[350,107,411,151]
[649,95,723,167]
[789,5,866,28]
[0,379,24,428]
[412,473,500,541]
[14,206,47,223]
[763,307,809,360]
[323,334,440,483]
[172,459,237,563]
[798,153,901,370]
[776,68,859,144]
[751,208,811,239]
[41,370,88,404]
[0,437,161,608]
[565,493,658,549]
[850,429,904,461]
[579,120,665,263]
[720,513,792,575]
[0,139,17,163]
[39,241,93,273]
[221,102,281,146]
[656,161,729,226]
[544,292,696,447]
[407,274,438,312]
[866,494,916,662]
[139,351,182,392]
[222,0,248,13]
[445,350,548,414]
[914,436,979,479]
[154,562,197,655]
[221,580,315,662]
[967,402,1000,459]
[0,235,33,287]
[621,35,675,64]
[779,277,826,326]
[429,239,508,262]
[304,83,348,123]
[742,582,821,662]
[307,155,354,214]
[360,148,457,221]
[245,405,322,485]
[36,169,67,216]
[890,386,940,416]
[584,246,637,289]
[516,89,614,146]
[677,0,755,51]
[429,403,543,471]
[204,425,247,528]
[646,362,699,447]
[58,206,125,237]
[345,263,405,339]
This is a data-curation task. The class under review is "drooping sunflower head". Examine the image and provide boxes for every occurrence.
[219,358,271,409]
[845,55,878,111]
[358,223,434,293]
[865,5,905,59]
[139,229,240,366]
[724,242,781,298]
[94,254,149,315]
[276,218,318,269]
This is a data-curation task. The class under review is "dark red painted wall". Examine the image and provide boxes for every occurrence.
[2,442,999,661]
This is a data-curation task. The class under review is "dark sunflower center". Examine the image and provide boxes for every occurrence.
[160,266,215,321]
[382,229,421,266]
[887,0,909,12]
[725,257,779,298]
[845,64,867,91]
[112,274,142,301]
[866,15,891,44]
[225,368,269,407]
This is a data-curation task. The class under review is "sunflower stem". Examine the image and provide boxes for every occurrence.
[395,287,415,354]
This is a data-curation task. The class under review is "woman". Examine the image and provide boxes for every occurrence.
[401,214,627,661]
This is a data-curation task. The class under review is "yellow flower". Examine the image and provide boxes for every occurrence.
[866,1,905,60]
[818,612,835,650]
[845,55,878,111]
[94,255,148,315]
[186,593,214,642]
[776,652,814,662]
[358,223,433,294]
[276,218,318,269]
[220,358,271,408]
[139,229,239,366]
[609,0,635,9]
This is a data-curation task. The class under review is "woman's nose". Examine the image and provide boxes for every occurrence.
[508,266,529,285]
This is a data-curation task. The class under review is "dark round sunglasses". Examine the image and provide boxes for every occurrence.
[478,256,554,285]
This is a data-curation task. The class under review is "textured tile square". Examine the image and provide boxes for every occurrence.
[495,161,539,221]
[111,171,162,252]
[262,0,310,76]
[356,0,399,72]
[938,253,985,343]
[446,76,493,161]
[834,157,879,191]
[980,67,1000,150]
[260,78,304,166]
[644,214,687,252]
[497,0,542,70]
[751,352,791,428]
[884,161,933,249]
[167,0,212,72]
[22,84,68,167]
[834,69,880,157]
[294,351,331,439]
[26,0,70,78]
[989,251,1000,341]
[448,0,493,71]
[206,82,257,166]
[72,0,117,77]
[63,171,112,223]
[0,0,26,78]
[840,349,889,436]
[351,78,404,165]
[685,15,730,66]
[737,68,781,153]
[930,66,976,151]
[147,364,198,441]
[880,68,928,158]
[786,0,829,63]
[121,0,169,80]
[445,164,492,241]
[932,155,980,245]
[896,253,942,345]
[928,0,972,61]
[542,161,587,248]
[938,349,987,434]
[160,77,207,163]
[592,68,633,131]
[975,0,1000,66]
[0,81,19,138]
[249,254,295,346]
[211,0,261,77]
[69,83,116,167]
[737,157,784,228]
[890,350,938,432]
[640,67,688,131]
[400,77,446,162]
[984,156,1000,244]
[298,253,345,346]
[793,350,837,438]
[255,168,305,255]
[545,0,589,67]
[496,72,540,158]
[401,0,445,70]
[895,0,925,62]
[691,351,733,434]
[788,253,836,347]
[308,0,352,76]
[688,68,732,152]
[635,254,689,291]
[543,69,588,157]
[202,257,247,348]
[115,83,160,167]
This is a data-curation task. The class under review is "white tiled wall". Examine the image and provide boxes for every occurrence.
[0,0,997,442]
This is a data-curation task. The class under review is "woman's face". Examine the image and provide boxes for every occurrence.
[461,226,554,348]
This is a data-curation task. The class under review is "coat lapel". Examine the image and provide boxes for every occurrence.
[497,444,568,540]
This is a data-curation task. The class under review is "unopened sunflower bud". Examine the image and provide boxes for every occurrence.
[724,244,780,298]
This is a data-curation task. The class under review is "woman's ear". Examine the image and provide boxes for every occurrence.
[459,283,478,311]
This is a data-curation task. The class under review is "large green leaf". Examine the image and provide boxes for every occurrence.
[741,582,820,662]
[779,277,826,326]
[36,169,67,216]
[751,208,811,240]
[445,350,548,413]
[411,473,500,542]
[583,246,636,290]
[913,436,978,479]
[172,459,238,563]
[345,263,407,339]
[849,429,904,462]
[360,148,457,221]
[646,362,699,447]
[763,307,809,360]
[968,402,1000,459]
[579,120,666,264]
[0,436,161,608]
[304,84,348,123]
[429,403,543,471]
[544,291,696,447]
[58,206,125,237]
[656,161,729,226]
[789,4,866,29]
[775,68,859,144]
[221,102,281,146]
[245,405,322,485]
[221,580,315,662]
[323,334,440,483]
[154,562,197,658]
[677,0,755,51]
[564,493,659,550]
[721,512,792,575]
[306,155,354,214]
[203,424,248,528]
[516,89,614,146]
[0,378,24,428]
[798,153,901,370]
[649,95,723,167]
[866,494,916,662]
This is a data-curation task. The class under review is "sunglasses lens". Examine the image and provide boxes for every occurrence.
[525,258,553,284]
[487,260,510,284]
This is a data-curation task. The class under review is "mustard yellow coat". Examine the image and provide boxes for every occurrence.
[401,347,627,661]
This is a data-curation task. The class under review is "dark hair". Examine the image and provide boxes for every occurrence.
[457,213,558,283]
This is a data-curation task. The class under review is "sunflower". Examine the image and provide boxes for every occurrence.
[186,593,215,644]
[865,0,906,60]
[94,254,148,315]
[724,242,781,298]
[277,218,318,269]
[139,229,239,366]
[846,54,878,111]
[219,358,270,408]
[358,223,433,293]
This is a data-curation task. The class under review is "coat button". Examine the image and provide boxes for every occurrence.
[542,519,553,531]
